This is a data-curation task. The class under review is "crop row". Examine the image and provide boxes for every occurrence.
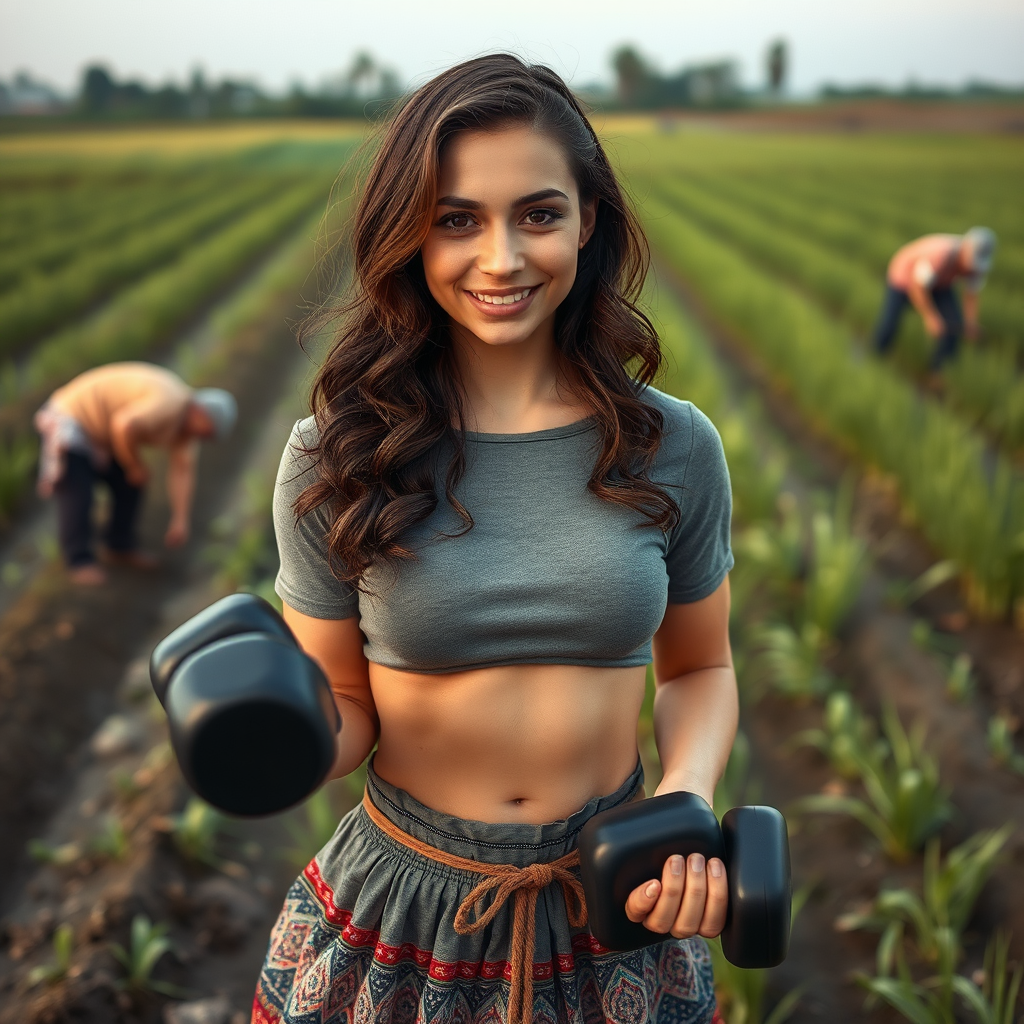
[645,283,1020,1023]
[665,171,1024,348]
[0,167,246,292]
[0,173,302,357]
[651,177,1024,453]
[639,195,1024,620]
[0,167,207,249]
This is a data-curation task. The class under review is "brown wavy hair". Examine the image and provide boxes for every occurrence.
[295,53,677,586]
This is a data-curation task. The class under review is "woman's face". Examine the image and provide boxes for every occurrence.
[420,124,596,352]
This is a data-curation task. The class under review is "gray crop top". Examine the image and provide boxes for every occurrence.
[273,386,733,673]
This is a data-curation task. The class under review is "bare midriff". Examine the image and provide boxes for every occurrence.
[369,662,648,824]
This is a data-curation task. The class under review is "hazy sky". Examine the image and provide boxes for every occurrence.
[3,0,1023,95]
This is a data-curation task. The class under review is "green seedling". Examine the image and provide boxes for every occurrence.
[987,713,1024,775]
[750,621,834,700]
[802,480,866,639]
[889,560,960,611]
[169,797,226,868]
[857,928,1022,1024]
[952,931,1023,1024]
[91,815,129,861]
[25,923,74,988]
[731,494,804,606]
[792,702,952,861]
[27,838,83,867]
[282,787,341,870]
[790,691,888,780]
[837,825,1012,967]
[110,914,190,998]
[945,653,975,703]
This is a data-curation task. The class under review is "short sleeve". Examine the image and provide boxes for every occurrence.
[273,418,359,620]
[664,405,734,604]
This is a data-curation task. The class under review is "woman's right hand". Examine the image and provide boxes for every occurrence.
[624,852,729,940]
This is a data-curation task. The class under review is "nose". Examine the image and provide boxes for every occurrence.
[477,222,525,277]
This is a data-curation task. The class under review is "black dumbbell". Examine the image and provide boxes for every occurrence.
[578,791,791,968]
[150,593,341,817]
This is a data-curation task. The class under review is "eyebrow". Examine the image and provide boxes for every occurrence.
[436,188,571,210]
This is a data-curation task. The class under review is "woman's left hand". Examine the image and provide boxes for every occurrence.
[624,850,729,940]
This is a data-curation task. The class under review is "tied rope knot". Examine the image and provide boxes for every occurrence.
[361,790,589,1024]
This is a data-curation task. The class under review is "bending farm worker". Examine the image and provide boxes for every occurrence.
[34,361,237,586]
[873,227,997,375]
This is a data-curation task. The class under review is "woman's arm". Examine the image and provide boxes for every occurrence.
[281,603,380,780]
[624,577,738,939]
[651,577,738,807]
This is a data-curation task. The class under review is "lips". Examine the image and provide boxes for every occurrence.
[464,285,540,316]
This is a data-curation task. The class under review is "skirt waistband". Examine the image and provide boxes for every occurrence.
[364,756,645,866]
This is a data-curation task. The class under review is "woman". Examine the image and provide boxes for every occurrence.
[254,54,736,1024]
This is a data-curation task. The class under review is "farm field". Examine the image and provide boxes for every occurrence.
[0,118,1022,1024]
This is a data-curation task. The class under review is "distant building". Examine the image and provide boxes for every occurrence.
[0,72,67,115]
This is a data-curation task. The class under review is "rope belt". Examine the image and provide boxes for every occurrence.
[361,790,589,1024]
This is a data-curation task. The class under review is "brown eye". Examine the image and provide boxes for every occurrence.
[524,208,563,226]
[440,212,474,230]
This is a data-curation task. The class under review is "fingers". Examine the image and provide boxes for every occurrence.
[697,858,729,938]
[624,856,730,939]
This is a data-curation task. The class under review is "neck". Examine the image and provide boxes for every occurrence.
[449,318,583,434]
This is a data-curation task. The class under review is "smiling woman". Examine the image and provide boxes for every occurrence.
[253,54,735,1024]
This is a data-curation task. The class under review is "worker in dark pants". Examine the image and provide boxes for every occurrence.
[34,362,237,585]
[874,227,997,386]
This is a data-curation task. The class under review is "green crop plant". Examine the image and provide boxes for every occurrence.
[0,174,291,355]
[945,653,975,703]
[25,923,74,989]
[856,929,1022,1024]
[802,482,866,639]
[23,179,327,395]
[730,493,804,610]
[987,713,1024,774]
[953,931,1023,1024]
[790,691,888,781]
[792,702,952,861]
[90,814,129,862]
[749,622,834,701]
[0,167,238,291]
[169,797,227,868]
[635,193,1024,619]
[888,561,960,611]
[837,825,1012,968]
[27,838,83,867]
[110,914,189,998]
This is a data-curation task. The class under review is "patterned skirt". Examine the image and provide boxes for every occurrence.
[253,759,719,1024]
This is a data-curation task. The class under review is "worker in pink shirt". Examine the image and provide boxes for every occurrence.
[873,227,997,373]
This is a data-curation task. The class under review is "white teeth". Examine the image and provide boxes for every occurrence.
[471,287,531,304]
